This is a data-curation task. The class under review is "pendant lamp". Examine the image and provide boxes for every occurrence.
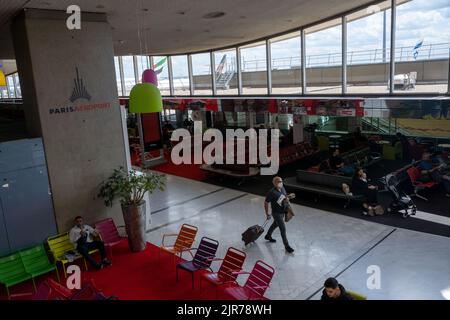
[129,83,162,113]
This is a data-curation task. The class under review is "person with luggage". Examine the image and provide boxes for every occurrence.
[264,176,295,254]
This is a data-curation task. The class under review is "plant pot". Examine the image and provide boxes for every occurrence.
[121,201,147,252]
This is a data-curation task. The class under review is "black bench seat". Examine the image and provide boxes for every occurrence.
[284,170,365,207]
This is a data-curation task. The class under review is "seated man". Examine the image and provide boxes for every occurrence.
[329,148,343,170]
[352,168,380,215]
[321,277,353,301]
[69,216,111,270]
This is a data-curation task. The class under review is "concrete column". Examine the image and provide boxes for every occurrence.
[12,9,128,231]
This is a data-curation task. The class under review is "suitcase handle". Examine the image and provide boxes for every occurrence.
[262,217,270,228]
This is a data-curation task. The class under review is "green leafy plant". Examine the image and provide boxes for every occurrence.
[98,167,165,207]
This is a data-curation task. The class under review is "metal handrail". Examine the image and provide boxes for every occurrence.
[239,42,450,71]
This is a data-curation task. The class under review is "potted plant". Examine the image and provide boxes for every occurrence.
[98,167,165,252]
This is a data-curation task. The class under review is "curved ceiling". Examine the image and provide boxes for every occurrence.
[0,0,380,59]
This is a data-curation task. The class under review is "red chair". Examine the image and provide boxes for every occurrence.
[47,278,73,299]
[407,167,437,201]
[176,237,219,289]
[95,218,127,260]
[200,247,246,298]
[223,260,275,300]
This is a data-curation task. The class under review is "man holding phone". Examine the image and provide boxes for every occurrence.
[264,176,296,254]
[69,216,111,270]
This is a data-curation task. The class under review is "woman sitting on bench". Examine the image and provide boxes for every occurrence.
[351,168,380,216]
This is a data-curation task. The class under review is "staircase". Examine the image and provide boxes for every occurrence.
[215,71,234,90]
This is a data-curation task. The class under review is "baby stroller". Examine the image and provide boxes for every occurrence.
[379,174,416,218]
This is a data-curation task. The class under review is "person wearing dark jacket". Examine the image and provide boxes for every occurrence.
[321,278,353,301]
[351,168,379,215]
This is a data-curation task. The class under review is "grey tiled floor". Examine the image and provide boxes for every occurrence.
[147,173,450,300]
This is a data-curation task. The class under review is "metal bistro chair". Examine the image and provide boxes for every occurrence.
[176,237,219,289]
[223,260,275,300]
[159,224,198,264]
[200,247,246,298]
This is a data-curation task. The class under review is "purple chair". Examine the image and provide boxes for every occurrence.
[176,237,219,289]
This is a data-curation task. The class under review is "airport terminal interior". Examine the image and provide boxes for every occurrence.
[0,0,449,301]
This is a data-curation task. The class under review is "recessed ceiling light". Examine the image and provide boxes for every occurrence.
[203,12,226,19]
[142,8,149,12]
[176,10,186,15]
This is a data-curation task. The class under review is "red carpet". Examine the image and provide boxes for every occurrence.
[148,152,208,182]
[1,241,240,300]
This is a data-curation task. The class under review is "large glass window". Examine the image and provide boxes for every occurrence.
[346,1,391,94]
[240,42,268,94]
[305,18,342,94]
[6,75,15,98]
[152,56,170,96]
[114,57,122,96]
[135,55,150,82]
[121,56,136,96]
[214,49,238,95]
[14,73,21,98]
[171,55,190,96]
[394,0,450,94]
[270,32,302,94]
[191,53,212,95]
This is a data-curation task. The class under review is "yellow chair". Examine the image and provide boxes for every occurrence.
[347,290,367,300]
[317,136,329,151]
[382,144,396,160]
[47,232,97,278]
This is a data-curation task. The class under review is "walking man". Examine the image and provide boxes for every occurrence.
[264,176,295,253]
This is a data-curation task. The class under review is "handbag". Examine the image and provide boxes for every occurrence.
[285,205,295,222]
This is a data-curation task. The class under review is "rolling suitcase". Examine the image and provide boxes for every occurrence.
[242,218,270,245]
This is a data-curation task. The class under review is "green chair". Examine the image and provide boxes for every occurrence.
[0,253,33,299]
[20,245,60,284]
[347,290,367,300]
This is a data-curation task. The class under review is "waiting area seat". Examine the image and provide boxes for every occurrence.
[407,166,437,201]
[159,224,198,263]
[223,260,275,300]
[94,218,127,259]
[176,237,219,288]
[47,232,97,278]
[0,253,33,299]
[19,245,60,283]
[200,247,246,298]
[284,170,365,207]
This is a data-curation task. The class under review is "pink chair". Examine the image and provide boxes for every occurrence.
[223,260,275,300]
[95,218,127,260]
[200,247,246,298]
